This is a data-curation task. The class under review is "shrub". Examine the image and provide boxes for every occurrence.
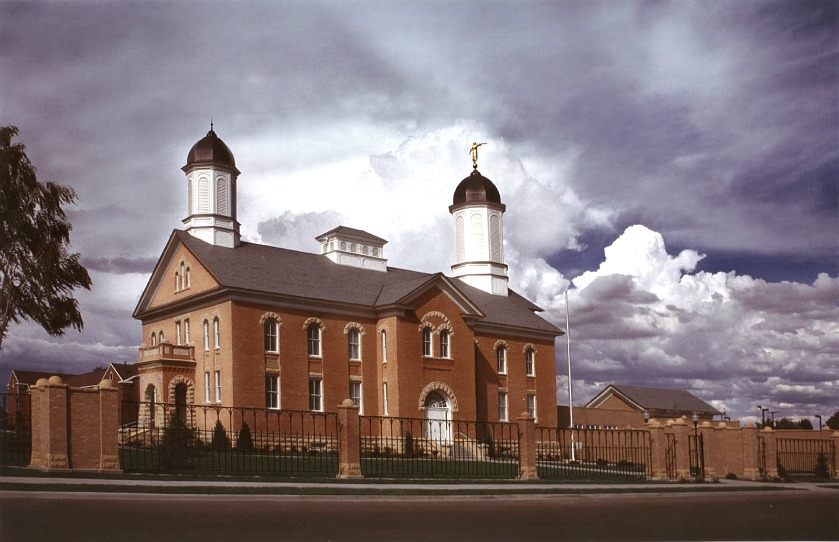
[237,421,253,452]
[596,458,609,466]
[725,472,738,480]
[161,412,198,469]
[405,431,414,458]
[211,420,230,451]
[815,452,831,478]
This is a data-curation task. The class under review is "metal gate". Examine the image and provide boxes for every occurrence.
[689,433,704,480]
[665,433,677,479]
[776,438,835,479]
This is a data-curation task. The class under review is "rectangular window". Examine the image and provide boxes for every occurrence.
[527,393,537,420]
[497,348,507,374]
[498,392,508,422]
[204,372,210,403]
[349,381,362,414]
[309,378,322,411]
[176,321,182,345]
[264,320,278,352]
[213,318,220,349]
[266,375,279,409]
[203,321,209,350]
[439,331,449,359]
[184,319,190,343]
[215,370,221,403]
[348,329,360,360]
[381,330,387,363]
[307,325,321,357]
[526,349,535,376]
[383,382,389,415]
[422,328,432,357]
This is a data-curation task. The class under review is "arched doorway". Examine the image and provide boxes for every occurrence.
[424,391,451,443]
[174,383,187,425]
[144,384,158,428]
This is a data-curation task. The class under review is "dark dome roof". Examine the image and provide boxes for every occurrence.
[451,170,504,208]
[183,128,238,172]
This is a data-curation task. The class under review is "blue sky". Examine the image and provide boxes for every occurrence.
[1,1,836,422]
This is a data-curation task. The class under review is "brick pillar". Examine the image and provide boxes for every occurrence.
[761,427,778,478]
[646,421,668,480]
[671,419,691,479]
[830,431,839,477]
[29,376,70,470]
[337,399,362,479]
[741,423,760,480]
[517,412,539,480]
[98,380,122,471]
[699,422,716,477]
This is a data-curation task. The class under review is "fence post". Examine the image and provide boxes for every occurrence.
[646,420,668,480]
[671,418,691,479]
[517,412,539,480]
[337,399,363,479]
[761,427,779,478]
[98,379,122,471]
[29,376,69,470]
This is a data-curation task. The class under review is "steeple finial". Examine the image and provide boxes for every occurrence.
[210,115,214,132]
[470,141,487,169]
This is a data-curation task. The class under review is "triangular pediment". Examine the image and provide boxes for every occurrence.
[133,231,221,320]
[388,273,485,318]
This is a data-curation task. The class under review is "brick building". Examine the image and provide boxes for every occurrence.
[131,127,562,433]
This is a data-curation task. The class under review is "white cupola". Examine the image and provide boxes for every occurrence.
[449,168,508,296]
[316,226,388,272]
[181,124,241,248]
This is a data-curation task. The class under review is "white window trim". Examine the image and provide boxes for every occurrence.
[215,370,221,403]
[348,329,361,361]
[176,321,182,345]
[213,317,220,350]
[498,391,508,422]
[497,347,507,374]
[422,328,433,357]
[264,319,279,353]
[184,319,190,344]
[526,349,535,377]
[527,393,537,421]
[266,375,280,410]
[203,320,210,350]
[350,381,362,414]
[309,378,323,412]
[204,372,211,403]
[381,330,387,364]
[307,325,322,358]
[383,382,389,416]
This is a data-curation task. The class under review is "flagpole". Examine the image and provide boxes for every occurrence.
[565,288,576,461]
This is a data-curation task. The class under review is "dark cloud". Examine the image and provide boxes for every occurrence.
[82,257,157,275]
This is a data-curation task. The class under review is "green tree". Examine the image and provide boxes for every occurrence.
[0,126,91,351]
[237,421,253,452]
[826,410,839,431]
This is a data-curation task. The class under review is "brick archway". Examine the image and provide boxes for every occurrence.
[417,381,459,413]
[167,374,195,404]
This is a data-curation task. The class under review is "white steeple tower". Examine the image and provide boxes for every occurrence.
[449,156,509,296]
[181,124,241,248]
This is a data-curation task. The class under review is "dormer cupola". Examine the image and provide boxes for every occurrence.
[181,124,241,248]
[316,226,388,272]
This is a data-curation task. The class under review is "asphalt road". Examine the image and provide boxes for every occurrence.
[1,490,837,541]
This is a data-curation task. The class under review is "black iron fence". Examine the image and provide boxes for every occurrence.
[359,415,520,478]
[119,401,339,477]
[777,438,835,479]
[536,427,651,480]
[0,393,31,467]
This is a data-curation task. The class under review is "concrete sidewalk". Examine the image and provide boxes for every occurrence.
[2,474,834,494]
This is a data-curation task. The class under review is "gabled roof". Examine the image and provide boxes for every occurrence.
[586,384,721,415]
[108,362,139,382]
[135,230,562,337]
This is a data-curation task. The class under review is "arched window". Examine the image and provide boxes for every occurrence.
[525,348,535,376]
[159,330,165,343]
[179,262,185,290]
[203,320,210,350]
[307,323,321,357]
[496,346,507,374]
[264,318,278,352]
[150,332,157,346]
[174,271,180,291]
[213,317,220,349]
[348,329,360,360]
[422,328,432,357]
[439,330,450,359]
[381,330,387,363]
[185,267,191,288]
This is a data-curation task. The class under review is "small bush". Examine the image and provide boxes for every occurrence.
[725,472,738,480]
[815,452,831,478]
[596,458,609,466]
[237,421,253,452]
[211,420,230,451]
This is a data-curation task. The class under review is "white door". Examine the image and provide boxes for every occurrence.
[426,407,451,443]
